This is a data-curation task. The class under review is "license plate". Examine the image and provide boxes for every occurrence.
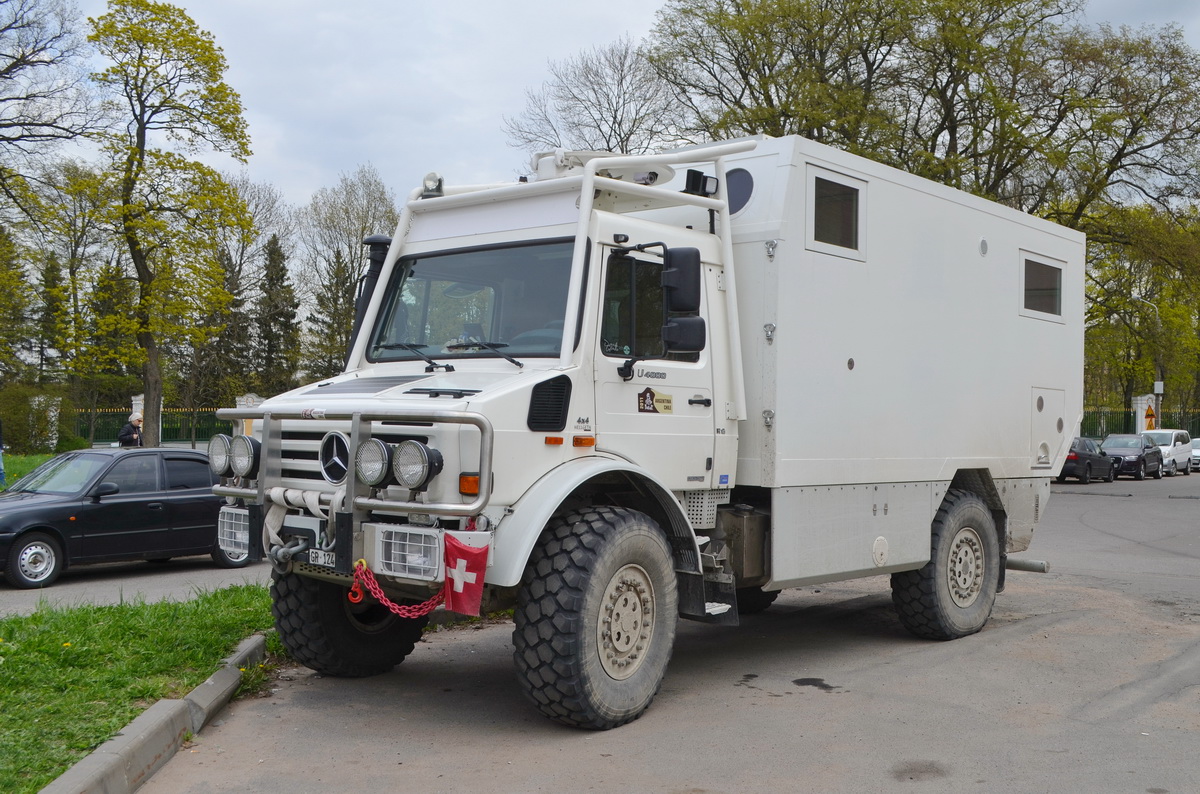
[308,549,336,568]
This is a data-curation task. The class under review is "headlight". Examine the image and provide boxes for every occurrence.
[391,440,443,490]
[208,435,233,476]
[355,438,393,487]
[230,435,261,478]
[1124,455,1138,460]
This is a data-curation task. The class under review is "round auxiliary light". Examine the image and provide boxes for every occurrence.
[229,435,262,478]
[391,440,443,491]
[355,438,393,487]
[208,434,233,477]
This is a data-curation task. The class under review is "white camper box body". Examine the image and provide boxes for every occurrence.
[664,136,1086,587]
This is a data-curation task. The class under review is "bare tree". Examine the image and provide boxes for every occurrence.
[0,0,100,203]
[504,36,685,156]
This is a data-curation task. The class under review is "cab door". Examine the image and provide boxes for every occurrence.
[592,245,717,490]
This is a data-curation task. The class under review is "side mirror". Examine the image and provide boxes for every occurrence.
[662,247,702,313]
[92,481,120,501]
[662,316,706,352]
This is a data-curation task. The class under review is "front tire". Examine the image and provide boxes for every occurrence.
[1153,461,1163,479]
[271,570,428,677]
[5,532,63,588]
[513,507,678,729]
[1135,461,1146,480]
[891,490,999,640]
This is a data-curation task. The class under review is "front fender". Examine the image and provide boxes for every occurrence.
[486,455,701,587]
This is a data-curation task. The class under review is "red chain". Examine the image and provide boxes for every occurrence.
[352,559,445,618]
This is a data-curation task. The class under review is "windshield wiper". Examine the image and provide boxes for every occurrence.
[377,342,455,372]
[445,338,524,369]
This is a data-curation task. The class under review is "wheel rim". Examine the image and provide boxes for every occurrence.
[947,527,984,608]
[18,541,57,583]
[597,563,655,681]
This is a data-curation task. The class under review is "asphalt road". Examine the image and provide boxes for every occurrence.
[129,472,1200,794]
[1,557,270,616]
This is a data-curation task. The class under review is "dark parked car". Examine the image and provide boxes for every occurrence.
[1099,434,1164,481]
[1057,437,1116,483]
[0,448,249,588]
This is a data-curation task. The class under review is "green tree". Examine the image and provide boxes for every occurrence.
[304,249,355,380]
[33,253,65,383]
[0,226,31,381]
[253,234,301,395]
[89,0,252,446]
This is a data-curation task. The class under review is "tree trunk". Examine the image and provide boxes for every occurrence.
[139,332,163,447]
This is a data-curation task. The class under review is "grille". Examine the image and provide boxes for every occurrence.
[527,375,572,431]
[374,524,441,580]
[218,507,250,555]
[680,489,731,529]
[276,424,430,484]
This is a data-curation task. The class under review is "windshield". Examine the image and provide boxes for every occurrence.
[1143,432,1172,445]
[368,239,575,363]
[1102,437,1139,450]
[8,453,108,494]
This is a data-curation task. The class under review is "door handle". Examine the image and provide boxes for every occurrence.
[146,502,164,510]
[688,398,712,407]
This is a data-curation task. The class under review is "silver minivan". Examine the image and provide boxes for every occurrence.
[1143,429,1192,476]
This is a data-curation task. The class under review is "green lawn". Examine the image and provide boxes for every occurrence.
[0,585,277,793]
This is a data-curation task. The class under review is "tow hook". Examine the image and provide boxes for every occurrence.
[268,537,310,574]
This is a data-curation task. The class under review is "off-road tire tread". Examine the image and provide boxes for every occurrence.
[512,506,677,730]
[271,570,427,677]
[890,489,998,641]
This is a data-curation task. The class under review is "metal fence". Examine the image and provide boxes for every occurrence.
[1080,408,1200,439]
[74,408,234,446]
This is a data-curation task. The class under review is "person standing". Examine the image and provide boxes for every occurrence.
[0,417,5,486]
[118,412,144,447]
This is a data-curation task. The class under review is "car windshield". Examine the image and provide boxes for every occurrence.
[1143,432,1172,445]
[8,453,109,494]
[1103,437,1139,450]
[368,239,575,364]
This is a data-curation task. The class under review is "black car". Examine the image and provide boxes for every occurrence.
[0,448,250,588]
[1099,434,1164,481]
[1057,437,1116,483]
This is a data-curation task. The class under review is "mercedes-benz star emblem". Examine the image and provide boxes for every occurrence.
[319,432,350,483]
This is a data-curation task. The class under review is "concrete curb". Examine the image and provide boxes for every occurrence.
[42,634,267,794]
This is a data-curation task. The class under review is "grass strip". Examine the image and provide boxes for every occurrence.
[0,584,274,793]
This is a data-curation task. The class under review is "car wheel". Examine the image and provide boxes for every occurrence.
[1055,473,1066,483]
[736,586,781,614]
[1079,465,1091,484]
[211,544,251,569]
[891,490,999,640]
[1106,463,1116,482]
[1153,461,1163,479]
[5,532,64,589]
[1167,460,1177,476]
[1183,462,1191,476]
[1135,461,1146,481]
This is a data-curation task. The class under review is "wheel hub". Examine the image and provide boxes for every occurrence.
[19,543,55,582]
[597,563,654,681]
[948,527,984,608]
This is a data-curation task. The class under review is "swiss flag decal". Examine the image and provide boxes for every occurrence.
[443,534,489,616]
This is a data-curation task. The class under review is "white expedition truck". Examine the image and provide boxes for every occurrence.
[210,134,1084,729]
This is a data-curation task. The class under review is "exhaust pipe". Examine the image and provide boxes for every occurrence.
[1005,557,1050,573]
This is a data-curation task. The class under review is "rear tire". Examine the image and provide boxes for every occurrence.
[1079,465,1091,484]
[211,544,250,569]
[891,490,999,640]
[271,570,428,677]
[513,507,678,729]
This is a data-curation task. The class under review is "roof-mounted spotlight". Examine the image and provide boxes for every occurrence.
[421,171,444,199]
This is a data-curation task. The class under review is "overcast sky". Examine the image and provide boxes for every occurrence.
[74,0,1200,210]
